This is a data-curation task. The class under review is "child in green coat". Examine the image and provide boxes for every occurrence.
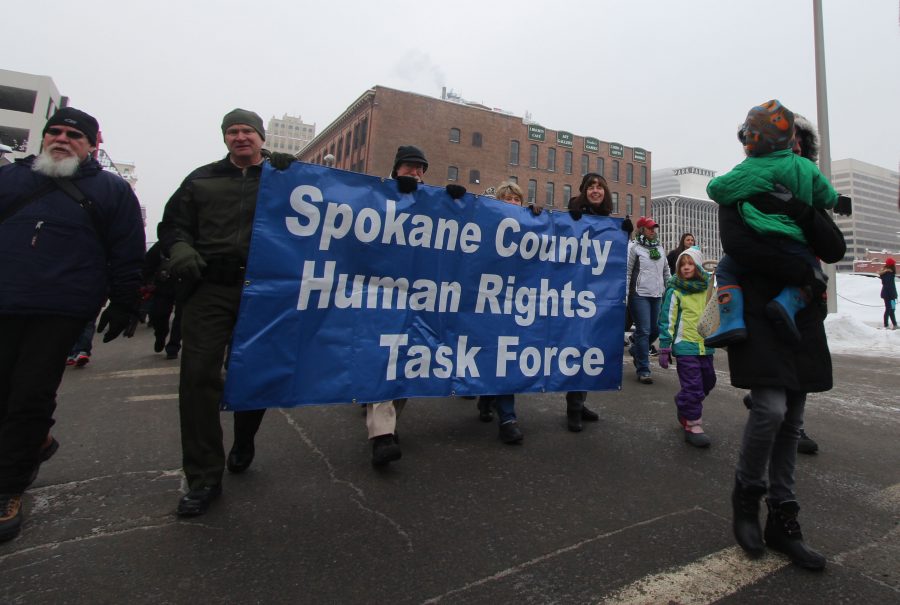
[704,100,838,347]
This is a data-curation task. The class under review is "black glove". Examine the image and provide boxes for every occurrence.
[445,184,466,200]
[570,209,583,221]
[97,302,140,343]
[268,152,296,171]
[621,216,633,233]
[396,176,419,194]
[835,194,852,216]
[529,203,543,216]
[169,242,207,281]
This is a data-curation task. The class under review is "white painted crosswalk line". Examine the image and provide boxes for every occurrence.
[598,546,787,605]
[87,367,180,379]
[124,394,178,402]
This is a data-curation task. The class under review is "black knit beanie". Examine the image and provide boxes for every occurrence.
[43,107,99,146]
[391,145,428,178]
[221,108,266,141]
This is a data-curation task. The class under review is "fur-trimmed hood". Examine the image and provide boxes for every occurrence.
[793,113,820,163]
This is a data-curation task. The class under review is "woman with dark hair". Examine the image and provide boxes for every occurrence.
[667,233,696,275]
[564,173,611,431]
[879,257,897,329]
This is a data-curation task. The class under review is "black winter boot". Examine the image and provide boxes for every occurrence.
[764,499,826,570]
[732,479,766,557]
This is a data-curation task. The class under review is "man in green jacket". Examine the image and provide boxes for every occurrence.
[158,108,293,516]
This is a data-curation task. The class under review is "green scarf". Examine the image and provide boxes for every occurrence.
[636,234,662,260]
[667,269,710,293]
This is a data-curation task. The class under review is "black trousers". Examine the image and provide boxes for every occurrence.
[150,288,183,353]
[0,315,84,493]
[179,282,265,490]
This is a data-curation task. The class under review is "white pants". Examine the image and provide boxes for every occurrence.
[365,399,407,439]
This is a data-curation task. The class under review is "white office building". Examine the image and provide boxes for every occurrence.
[830,159,900,272]
[651,167,722,262]
[0,69,65,160]
[266,113,315,154]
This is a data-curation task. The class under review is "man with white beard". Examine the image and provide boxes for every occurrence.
[0,107,145,544]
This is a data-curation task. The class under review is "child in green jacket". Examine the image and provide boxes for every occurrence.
[704,100,838,347]
[657,247,716,447]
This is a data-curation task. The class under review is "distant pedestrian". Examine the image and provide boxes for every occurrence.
[0,107,145,543]
[626,216,670,385]
[66,317,98,368]
[666,233,695,275]
[879,257,897,329]
[657,247,715,447]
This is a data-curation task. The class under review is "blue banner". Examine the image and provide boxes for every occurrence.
[223,163,626,409]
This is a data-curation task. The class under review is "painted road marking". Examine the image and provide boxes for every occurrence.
[87,367,180,379]
[125,394,178,402]
[598,546,787,605]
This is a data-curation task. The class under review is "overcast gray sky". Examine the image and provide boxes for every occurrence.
[9,0,899,239]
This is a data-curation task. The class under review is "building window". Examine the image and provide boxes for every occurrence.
[448,166,458,181]
[509,140,520,165]
[352,124,359,150]
[469,169,481,184]
[612,160,620,182]
[564,150,573,174]
[527,179,537,204]
[597,157,605,177]
[627,194,634,216]
[329,143,335,157]
[640,165,647,187]
[344,135,351,156]
[449,128,461,143]
[509,175,518,183]
[359,117,368,146]
[545,182,555,207]
[626,163,634,184]
[640,196,647,216]
[612,192,619,214]
[529,144,539,168]
[581,154,589,176]
[563,184,572,205]
[547,148,556,172]
[336,137,343,162]
[472,132,483,147]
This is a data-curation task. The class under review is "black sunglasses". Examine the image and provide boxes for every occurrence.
[46,127,85,140]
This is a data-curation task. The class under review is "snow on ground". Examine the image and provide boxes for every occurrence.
[826,273,898,357]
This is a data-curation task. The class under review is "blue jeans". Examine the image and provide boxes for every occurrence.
[629,295,661,376]
[736,387,805,502]
[481,394,517,424]
[69,319,96,356]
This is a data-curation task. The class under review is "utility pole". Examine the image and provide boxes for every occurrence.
[813,0,838,313]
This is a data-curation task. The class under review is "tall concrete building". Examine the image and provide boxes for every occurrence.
[651,167,722,262]
[266,113,315,154]
[0,69,65,160]
[297,86,651,214]
[830,159,900,272]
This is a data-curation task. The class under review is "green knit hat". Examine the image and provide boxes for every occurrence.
[221,108,265,141]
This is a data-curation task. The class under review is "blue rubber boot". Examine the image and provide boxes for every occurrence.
[703,285,748,348]
[766,286,807,345]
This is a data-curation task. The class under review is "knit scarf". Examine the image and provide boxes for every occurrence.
[667,270,710,293]
[636,234,662,260]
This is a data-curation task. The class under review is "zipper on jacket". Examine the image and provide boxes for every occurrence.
[31,220,44,247]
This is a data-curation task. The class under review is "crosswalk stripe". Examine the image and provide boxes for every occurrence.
[88,367,180,379]
[598,546,787,604]
[125,394,179,402]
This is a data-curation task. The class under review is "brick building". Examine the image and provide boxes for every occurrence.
[297,86,651,215]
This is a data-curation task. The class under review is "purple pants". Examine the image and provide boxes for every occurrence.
[674,355,716,421]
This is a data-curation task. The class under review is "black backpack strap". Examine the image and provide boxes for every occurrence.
[52,177,112,257]
[0,181,57,225]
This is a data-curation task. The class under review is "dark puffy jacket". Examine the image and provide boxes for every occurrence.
[0,156,145,319]
[718,200,845,393]
[157,155,261,263]
[881,269,897,300]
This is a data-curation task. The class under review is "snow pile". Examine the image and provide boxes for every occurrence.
[825,273,898,357]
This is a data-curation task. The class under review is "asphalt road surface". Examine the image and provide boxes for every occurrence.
[1,326,898,604]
